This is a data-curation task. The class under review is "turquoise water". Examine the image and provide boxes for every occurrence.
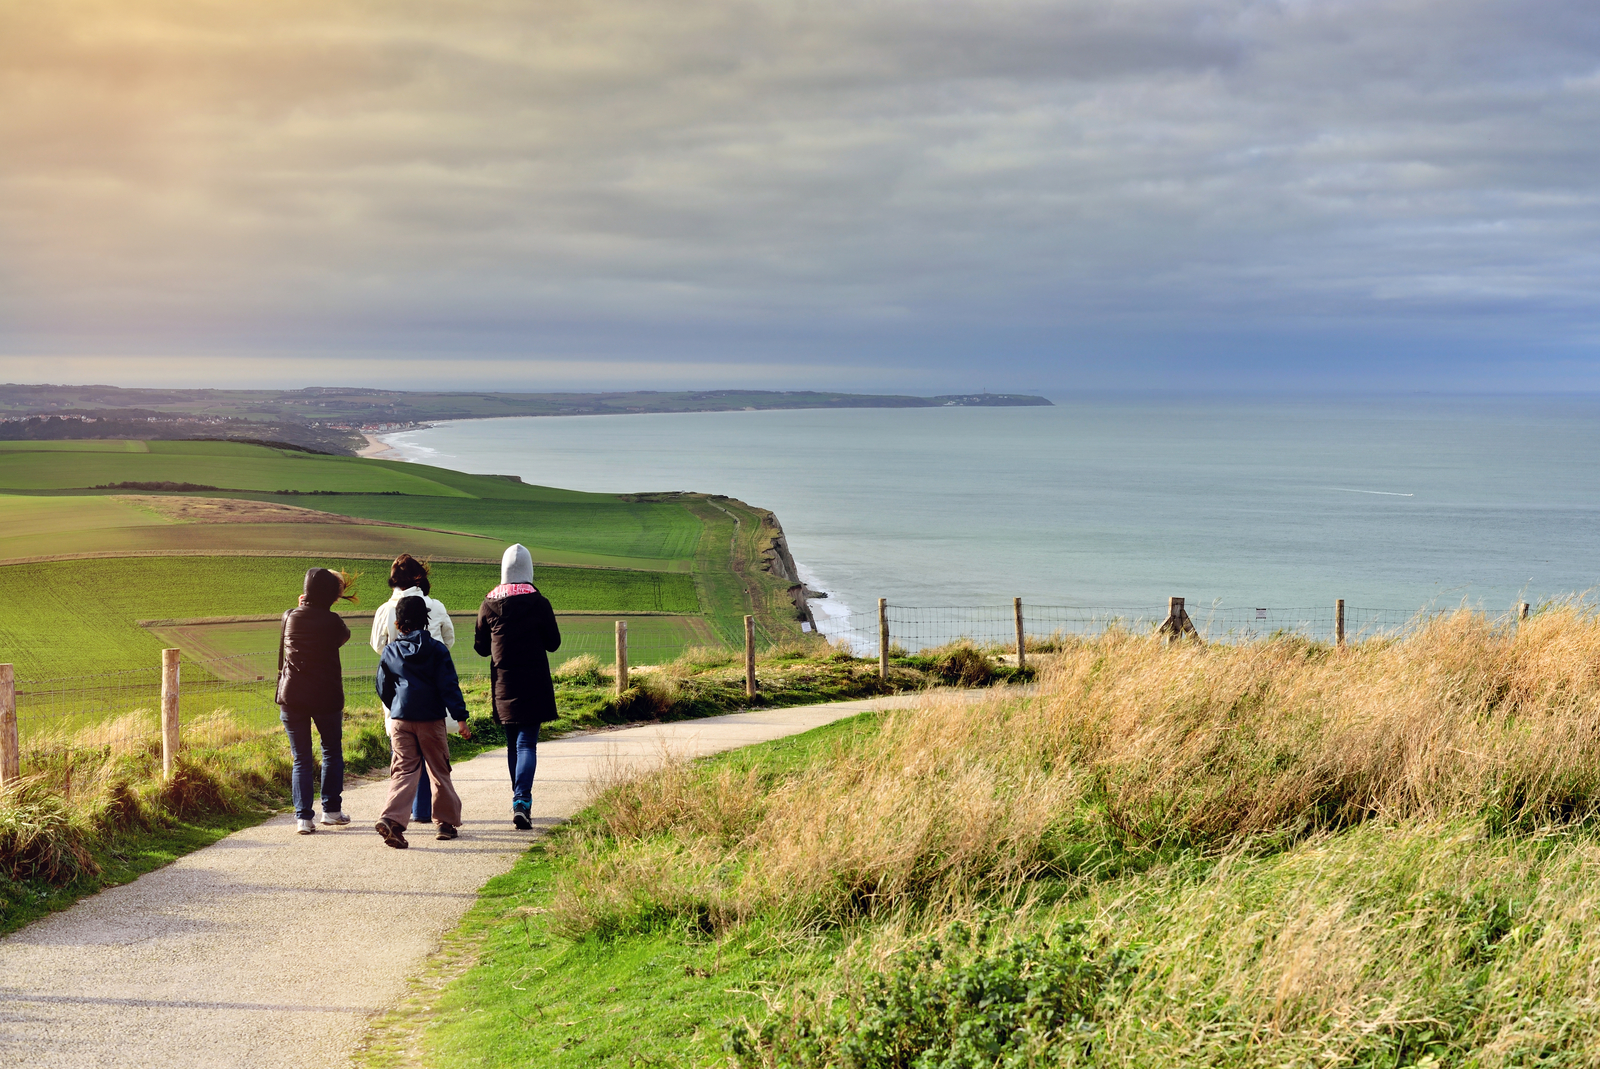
[384,395,1600,632]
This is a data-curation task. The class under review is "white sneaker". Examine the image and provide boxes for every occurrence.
[296,819,316,835]
[320,811,351,826]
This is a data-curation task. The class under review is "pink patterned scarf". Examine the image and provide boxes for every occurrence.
[487,583,537,600]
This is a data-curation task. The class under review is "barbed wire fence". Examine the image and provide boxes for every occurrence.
[0,597,1536,773]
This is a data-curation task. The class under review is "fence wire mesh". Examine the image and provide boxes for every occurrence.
[815,602,1478,657]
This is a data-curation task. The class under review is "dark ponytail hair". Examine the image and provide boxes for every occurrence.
[389,553,431,596]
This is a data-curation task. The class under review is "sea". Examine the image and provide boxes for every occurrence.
[380,394,1600,641]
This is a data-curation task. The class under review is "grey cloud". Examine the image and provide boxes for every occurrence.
[1,0,1598,387]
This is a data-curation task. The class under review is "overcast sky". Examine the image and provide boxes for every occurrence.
[3,0,1598,393]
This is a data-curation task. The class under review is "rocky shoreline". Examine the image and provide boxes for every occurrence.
[755,508,824,633]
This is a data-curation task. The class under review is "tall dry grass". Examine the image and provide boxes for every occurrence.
[553,606,1600,937]
[1,709,291,887]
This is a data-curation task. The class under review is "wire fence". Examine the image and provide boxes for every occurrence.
[6,600,1525,755]
[814,602,1488,657]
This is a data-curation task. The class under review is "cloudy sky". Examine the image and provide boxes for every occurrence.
[2,0,1598,392]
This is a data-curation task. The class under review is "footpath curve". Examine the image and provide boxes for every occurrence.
[0,691,981,1069]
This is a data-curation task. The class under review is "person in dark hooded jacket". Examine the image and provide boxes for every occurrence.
[475,544,560,830]
[374,596,472,847]
[277,567,355,834]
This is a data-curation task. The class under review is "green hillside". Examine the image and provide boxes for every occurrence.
[0,440,472,496]
[0,439,808,684]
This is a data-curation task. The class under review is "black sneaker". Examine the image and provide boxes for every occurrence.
[375,819,409,849]
[512,806,532,831]
[436,823,458,840]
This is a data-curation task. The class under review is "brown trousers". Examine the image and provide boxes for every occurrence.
[382,719,462,828]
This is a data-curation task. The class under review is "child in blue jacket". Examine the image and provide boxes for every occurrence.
[374,597,472,848]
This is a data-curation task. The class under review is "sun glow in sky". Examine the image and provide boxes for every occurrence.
[3,1,1599,391]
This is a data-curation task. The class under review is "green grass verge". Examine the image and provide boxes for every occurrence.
[355,716,872,1069]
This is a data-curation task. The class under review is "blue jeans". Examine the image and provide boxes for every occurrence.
[412,763,432,822]
[505,722,538,807]
[280,706,344,820]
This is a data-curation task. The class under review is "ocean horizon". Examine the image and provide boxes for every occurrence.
[380,393,1600,638]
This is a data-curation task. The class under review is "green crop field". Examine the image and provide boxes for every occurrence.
[0,440,472,496]
[0,495,175,542]
[0,501,512,565]
[269,495,704,565]
[0,440,152,453]
[0,556,698,681]
[0,493,692,572]
[0,441,702,569]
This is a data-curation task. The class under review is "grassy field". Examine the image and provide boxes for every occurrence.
[0,557,699,681]
[354,608,1600,1068]
[262,494,704,566]
[0,442,710,570]
[0,440,809,693]
[0,440,473,495]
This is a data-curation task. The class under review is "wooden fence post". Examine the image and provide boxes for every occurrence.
[0,664,17,786]
[615,621,628,695]
[1014,597,1026,671]
[161,648,180,779]
[745,615,757,698]
[1157,597,1198,645]
[1335,599,1346,647]
[1519,602,1530,621]
[879,598,889,680]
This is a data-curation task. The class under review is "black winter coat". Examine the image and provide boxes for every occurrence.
[474,590,561,724]
[276,568,351,715]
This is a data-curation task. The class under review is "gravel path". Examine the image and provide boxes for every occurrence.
[0,694,943,1069]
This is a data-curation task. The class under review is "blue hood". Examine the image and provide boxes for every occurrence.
[376,629,467,722]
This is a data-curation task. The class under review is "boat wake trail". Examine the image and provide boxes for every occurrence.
[1327,487,1414,497]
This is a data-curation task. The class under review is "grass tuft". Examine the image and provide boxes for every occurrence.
[0,779,98,883]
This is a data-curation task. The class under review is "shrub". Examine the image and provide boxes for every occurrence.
[674,646,737,672]
[554,654,607,686]
[925,644,995,686]
[728,920,1139,1068]
[155,759,233,821]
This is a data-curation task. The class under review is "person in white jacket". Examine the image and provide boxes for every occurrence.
[370,554,456,824]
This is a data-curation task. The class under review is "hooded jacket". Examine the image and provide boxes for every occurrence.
[276,568,351,714]
[475,543,561,724]
[377,629,468,722]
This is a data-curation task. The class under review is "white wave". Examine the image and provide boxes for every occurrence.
[795,560,868,652]
[1326,487,1414,497]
